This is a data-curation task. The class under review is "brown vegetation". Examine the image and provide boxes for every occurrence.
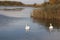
[0,1,41,7]
[49,0,60,5]
[49,0,56,4]
[32,5,60,19]
[31,0,60,20]
[0,1,24,6]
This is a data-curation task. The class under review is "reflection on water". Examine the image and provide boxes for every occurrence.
[0,7,60,40]
[32,18,60,31]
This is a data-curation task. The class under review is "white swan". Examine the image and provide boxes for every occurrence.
[49,23,53,30]
[25,24,30,32]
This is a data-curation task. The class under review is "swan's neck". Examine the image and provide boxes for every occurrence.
[49,23,53,28]
[50,23,52,26]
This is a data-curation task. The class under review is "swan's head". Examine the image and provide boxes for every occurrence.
[50,23,52,26]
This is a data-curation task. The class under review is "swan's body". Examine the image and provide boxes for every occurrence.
[49,23,53,30]
[25,24,30,31]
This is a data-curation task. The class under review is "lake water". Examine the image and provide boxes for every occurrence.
[0,7,60,40]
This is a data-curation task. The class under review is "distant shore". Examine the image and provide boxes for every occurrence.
[0,1,41,7]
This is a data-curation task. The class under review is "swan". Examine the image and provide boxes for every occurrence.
[25,24,30,31]
[49,23,53,30]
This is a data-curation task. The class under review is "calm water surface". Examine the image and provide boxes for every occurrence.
[0,7,60,40]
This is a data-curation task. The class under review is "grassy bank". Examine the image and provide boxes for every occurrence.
[31,4,60,20]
